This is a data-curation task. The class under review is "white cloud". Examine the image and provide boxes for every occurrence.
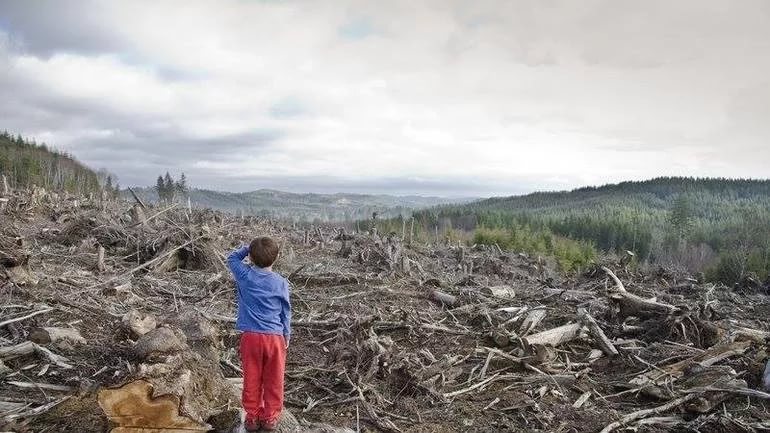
[0,0,768,196]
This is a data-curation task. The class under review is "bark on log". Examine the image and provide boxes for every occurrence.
[1,174,8,195]
[715,321,770,343]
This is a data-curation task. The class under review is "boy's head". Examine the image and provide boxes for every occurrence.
[249,236,279,268]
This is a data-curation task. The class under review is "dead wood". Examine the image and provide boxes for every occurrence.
[2,187,769,432]
[523,322,583,348]
[121,310,157,338]
[599,394,698,433]
[578,309,618,356]
[29,327,86,347]
[603,266,679,318]
[430,290,458,307]
[630,340,752,387]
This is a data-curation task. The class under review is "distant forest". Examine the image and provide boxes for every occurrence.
[375,177,770,284]
[0,131,116,195]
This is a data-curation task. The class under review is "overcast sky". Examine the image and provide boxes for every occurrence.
[1,1,768,196]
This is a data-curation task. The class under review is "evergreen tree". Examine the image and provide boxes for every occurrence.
[176,172,189,200]
[163,172,176,203]
[155,175,166,203]
[668,194,693,239]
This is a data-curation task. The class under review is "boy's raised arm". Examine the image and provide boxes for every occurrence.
[280,281,292,346]
[227,245,250,279]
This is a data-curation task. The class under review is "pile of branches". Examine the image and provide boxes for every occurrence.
[1,185,769,433]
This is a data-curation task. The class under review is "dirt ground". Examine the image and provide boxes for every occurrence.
[1,189,769,432]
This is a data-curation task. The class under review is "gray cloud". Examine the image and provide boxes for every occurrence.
[0,0,768,196]
[0,0,125,56]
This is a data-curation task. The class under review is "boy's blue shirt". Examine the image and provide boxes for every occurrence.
[227,246,291,342]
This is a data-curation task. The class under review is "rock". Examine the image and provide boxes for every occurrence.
[133,327,187,360]
[763,359,770,392]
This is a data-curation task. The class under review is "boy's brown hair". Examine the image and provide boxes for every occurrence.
[249,237,280,268]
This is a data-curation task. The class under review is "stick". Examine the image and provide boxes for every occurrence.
[443,373,501,398]
[0,307,54,328]
[578,309,618,356]
[602,266,626,292]
[599,394,697,433]
[127,187,146,209]
[6,381,75,392]
[682,386,770,400]
[128,204,177,227]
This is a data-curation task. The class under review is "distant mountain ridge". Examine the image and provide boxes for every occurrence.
[123,186,470,222]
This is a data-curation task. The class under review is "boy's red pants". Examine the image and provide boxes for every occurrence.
[239,332,287,422]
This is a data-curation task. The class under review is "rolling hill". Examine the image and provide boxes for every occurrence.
[123,187,469,222]
[402,177,770,282]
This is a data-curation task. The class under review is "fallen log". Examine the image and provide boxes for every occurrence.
[484,285,515,299]
[630,340,752,387]
[523,323,584,348]
[0,341,72,369]
[677,365,747,413]
[603,267,678,318]
[519,309,547,335]
[611,291,679,318]
[29,327,86,347]
[430,290,457,307]
[599,394,698,433]
[578,309,618,356]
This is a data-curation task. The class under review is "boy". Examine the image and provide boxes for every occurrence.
[227,237,291,432]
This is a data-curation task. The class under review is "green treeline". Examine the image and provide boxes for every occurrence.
[0,131,104,194]
[378,178,770,283]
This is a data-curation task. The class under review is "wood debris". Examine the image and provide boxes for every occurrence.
[1,187,769,432]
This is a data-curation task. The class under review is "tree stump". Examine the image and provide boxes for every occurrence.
[98,311,241,432]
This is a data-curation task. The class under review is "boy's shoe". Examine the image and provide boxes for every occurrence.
[244,418,261,432]
[260,418,278,431]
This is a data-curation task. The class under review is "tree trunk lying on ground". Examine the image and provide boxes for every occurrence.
[602,267,678,318]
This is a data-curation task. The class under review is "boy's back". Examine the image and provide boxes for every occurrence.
[229,249,290,336]
[226,238,291,431]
